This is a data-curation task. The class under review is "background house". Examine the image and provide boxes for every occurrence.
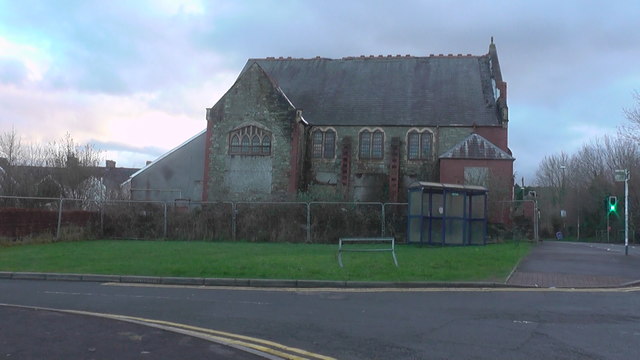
[124,40,514,204]
[121,130,205,202]
[0,157,137,200]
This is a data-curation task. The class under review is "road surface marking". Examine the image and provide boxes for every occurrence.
[0,303,335,360]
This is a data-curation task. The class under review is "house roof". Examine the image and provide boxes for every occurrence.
[241,52,501,127]
[439,133,514,160]
[124,129,206,182]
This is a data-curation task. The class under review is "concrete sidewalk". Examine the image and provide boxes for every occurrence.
[507,241,640,288]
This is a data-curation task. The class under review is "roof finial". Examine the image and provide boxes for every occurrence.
[491,36,494,44]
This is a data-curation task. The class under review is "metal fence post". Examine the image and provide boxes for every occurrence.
[163,202,168,238]
[381,203,386,237]
[56,197,63,240]
[232,202,237,241]
[306,202,311,243]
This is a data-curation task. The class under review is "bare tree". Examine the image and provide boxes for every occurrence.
[0,126,23,166]
[535,151,570,202]
[536,133,640,239]
[620,90,640,142]
[0,127,24,195]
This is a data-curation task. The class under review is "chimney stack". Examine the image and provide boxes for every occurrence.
[106,160,116,168]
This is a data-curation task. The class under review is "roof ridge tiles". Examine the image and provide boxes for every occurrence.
[254,53,484,61]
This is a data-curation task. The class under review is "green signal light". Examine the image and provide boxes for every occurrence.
[608,196,618,213]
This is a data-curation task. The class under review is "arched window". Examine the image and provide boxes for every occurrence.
[407,130,432,160]
[228,125,272,156]
[359,129,384,160]
[262,135,271,155]
[251,135,261,153]
[312,130,324,158]
[241,135,250,154]
[359,130,371,158]
[371,131,384,159]
[323,130,335,158]
[230,135,240,154]
[311,129,336,159]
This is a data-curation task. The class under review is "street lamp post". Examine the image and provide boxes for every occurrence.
[560,165,566,236]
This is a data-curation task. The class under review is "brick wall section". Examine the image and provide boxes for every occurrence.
[472,126,509,153]
[205,63,298,201]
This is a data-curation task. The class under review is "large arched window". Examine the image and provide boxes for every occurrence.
[359,129,384,160]
[407,130,432,160]
[228,125,272,156]
[311,129,336,159]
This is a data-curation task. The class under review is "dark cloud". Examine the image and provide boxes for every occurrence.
[1,0,639,179]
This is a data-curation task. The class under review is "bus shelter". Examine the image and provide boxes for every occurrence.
[407,182,488,245]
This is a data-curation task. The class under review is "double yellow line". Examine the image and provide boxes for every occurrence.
[1,303,335,360]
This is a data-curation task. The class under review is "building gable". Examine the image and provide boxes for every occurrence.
[439,133,514,160]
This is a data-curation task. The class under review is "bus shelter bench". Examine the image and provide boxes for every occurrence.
[337,237,398,268]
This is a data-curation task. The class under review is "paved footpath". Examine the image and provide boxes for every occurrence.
[507,241,640,288]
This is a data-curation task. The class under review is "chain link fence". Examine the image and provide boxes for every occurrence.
[1,196,541,244]
[0,196,410,244]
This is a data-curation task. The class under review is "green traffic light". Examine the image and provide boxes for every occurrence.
[607,196,618,213]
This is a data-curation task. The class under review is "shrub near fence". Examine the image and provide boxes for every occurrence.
[167,202,233,241]
[0,196,101,243]
[1,196,415,243]
[310,202,383,243]
[383,203,408,243]
[236,202,308,243]
[101,201,165,240]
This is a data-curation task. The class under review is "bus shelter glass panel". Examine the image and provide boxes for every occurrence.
[446,192,465,218]
[469,193,487,244]
[408,189,423,243]
[409,190,422,215]
[430,193,443,218]
[428,218,442,244]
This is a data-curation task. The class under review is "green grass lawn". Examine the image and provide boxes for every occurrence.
[0,240,532,282]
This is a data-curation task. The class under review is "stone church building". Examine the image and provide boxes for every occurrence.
[123,40,514,203]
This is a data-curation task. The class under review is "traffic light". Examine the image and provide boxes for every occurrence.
[608,196,618,213]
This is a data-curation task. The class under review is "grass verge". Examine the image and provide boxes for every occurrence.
[0,240,533,282]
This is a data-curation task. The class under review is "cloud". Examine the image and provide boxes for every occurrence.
[0,58,28,85]
[0,0,639,176]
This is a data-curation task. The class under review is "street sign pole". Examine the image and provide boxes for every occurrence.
[624,170,629,256]
[615,169,630,255]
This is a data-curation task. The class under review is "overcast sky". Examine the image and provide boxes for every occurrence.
[1,0,639,184]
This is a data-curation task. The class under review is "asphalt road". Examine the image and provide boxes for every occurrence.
[1,279,639,359]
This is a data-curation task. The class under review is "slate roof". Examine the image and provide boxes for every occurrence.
[242,54,500,127]
[439,133,514,160]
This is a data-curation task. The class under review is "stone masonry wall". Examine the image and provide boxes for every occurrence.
[307,126,481,202]
[206,64,297,201]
